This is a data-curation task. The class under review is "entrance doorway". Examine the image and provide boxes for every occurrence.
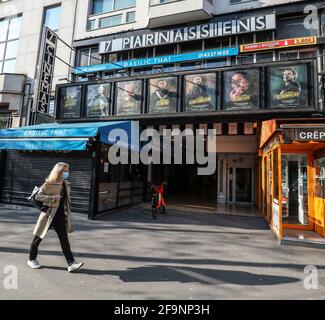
[228,166,253,204]
[282,154,309,226]
[150,163,217,207]
[217,154,255,206]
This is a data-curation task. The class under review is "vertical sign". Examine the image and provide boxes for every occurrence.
[34,27,58,114]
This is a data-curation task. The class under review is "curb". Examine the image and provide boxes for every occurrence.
[281,237,325,250]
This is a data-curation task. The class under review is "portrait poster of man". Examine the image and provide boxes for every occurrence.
[60,85,82,118]
[270,65,308,108]
[149,77,178,114]
[224,69,259,110]
[116,80,142,115]
[185,73,216,112]
[86,83,111,117]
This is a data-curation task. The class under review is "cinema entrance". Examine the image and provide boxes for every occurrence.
[149,133,258,209]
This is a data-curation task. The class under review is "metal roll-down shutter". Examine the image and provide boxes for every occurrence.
[1,151,93,213]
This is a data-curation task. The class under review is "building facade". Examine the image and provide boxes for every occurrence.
[1,0,325,242]
[0,0,77,128]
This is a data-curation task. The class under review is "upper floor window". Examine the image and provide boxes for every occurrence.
[277,15,318,39]
[77,47,101,68]
[0,15,22,73]
[44,5,62,31]
[91,0,136,15]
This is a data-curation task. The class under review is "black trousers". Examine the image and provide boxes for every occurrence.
[29,208,74,266]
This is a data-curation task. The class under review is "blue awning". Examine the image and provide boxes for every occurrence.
[0,121,139,151]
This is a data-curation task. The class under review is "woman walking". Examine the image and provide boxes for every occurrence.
[27,162,84,273]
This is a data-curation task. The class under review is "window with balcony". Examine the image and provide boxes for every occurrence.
[0,15,21,74]
[91,0,136,15]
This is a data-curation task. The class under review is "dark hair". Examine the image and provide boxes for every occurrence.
[282,67,297,76]
[232,71,249,81]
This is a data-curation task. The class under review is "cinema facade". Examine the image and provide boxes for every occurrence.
[1,1,325,242]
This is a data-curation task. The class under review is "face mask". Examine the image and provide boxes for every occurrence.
[63,172,69,180]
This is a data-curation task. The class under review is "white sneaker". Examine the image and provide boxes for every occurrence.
[27,260,42,269]
[68,261,84,273]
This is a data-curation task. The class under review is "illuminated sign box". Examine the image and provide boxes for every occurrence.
[240,37,317,53]
[74,47,239,75]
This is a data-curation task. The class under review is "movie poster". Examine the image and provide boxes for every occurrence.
[60,86,82,118]
[185,73,216,112]
[86,83,111,117]
[149,77,178,113]
[116,80,142,115]
[270,64,308,108]
[224,69,259,110]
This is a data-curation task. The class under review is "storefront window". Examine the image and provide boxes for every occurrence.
[98,144,119,212]
[115,80,142,115]
[237,33,254,45]
[59,86,82,118]
[204,37,229,49]
[205,59,227,69]
[236,54,254,65]
[223,69,260,110]
[179,61,203,71]
[273,148,279,200]
[277,16,318,39]
[256,31,274,42]
[180,41,203,53]
[315,157,325,199]
[149,77,178,114]
[184,73,216,112]
[282,154,309,225]
[256,52,274,63]
[86,83,111,117]
[269,64,309,108]
[155,44,176,56]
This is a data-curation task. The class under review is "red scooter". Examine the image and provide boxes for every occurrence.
[151,183,166,219]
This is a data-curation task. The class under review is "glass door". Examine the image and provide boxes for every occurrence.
[281,154,309,226]
[228,166,253,204]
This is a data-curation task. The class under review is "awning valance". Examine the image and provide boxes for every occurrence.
[0,121,139,151]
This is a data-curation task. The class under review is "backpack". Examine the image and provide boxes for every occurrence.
[27,186,44,211]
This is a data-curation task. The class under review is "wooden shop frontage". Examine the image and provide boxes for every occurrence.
[258,118,325,242]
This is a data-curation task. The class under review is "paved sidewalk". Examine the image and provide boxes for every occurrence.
[0,204,324,300]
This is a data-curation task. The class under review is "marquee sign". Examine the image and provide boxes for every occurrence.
[33,27,58,114]
[99,14,276,54]
[240,36,317,53]
[282,127,325,143]
[74,47,239,75]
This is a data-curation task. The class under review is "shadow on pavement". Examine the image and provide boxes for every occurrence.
[43,265,300,286]
[1,246,325,271]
